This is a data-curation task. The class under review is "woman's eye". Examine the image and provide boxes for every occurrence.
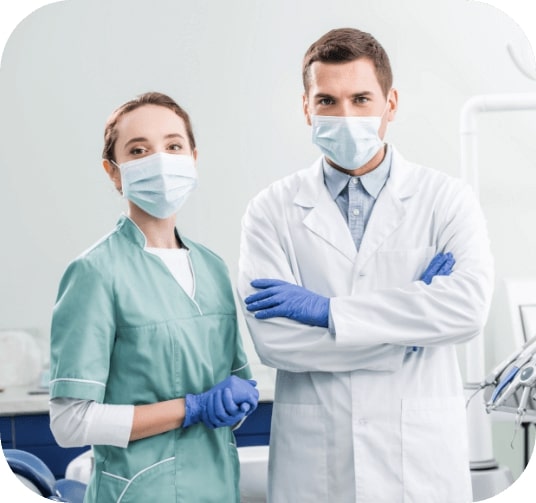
[168,144,183,151]
[130,147,147,155]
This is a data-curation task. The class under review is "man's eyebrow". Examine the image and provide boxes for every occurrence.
[313,91,375,99]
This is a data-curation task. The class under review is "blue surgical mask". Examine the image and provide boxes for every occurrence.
[311,104,388,170]
[115,152,198,219]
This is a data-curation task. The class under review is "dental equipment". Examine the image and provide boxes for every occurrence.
[461,93,536,461]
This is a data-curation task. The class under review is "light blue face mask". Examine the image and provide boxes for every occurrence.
[311,102,388,170]
[115,152,198,219]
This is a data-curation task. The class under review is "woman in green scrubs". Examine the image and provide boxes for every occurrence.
[49,92,257,502]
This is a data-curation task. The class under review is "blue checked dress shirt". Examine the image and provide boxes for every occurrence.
[322,144,392,251]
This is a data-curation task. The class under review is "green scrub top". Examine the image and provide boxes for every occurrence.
[50,215,251,503]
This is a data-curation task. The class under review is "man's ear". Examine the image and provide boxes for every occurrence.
[303,93,312,126]
[387,88,399,122]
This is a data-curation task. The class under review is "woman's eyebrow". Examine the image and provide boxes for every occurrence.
[164,133,185,140]
[123,133,185,149]
[123,136,148,149]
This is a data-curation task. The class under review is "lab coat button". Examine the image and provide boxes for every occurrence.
[358,418,368,426]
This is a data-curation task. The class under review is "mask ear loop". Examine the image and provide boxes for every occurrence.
[109,159,124,195]
[377,92,392,145]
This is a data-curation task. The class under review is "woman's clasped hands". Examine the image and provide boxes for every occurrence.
[183,376,259,429]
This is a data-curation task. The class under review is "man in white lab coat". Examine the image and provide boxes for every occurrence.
[237,28,494,502]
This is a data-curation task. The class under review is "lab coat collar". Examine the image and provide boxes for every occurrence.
[294,146,418,207]
[293,146,420,264]
[294,158,356,262]
[355,148,420,269]
[384,146,421,200]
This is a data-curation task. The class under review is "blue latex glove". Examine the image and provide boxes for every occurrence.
[202,388,253,429]
[410,252,455,352]
[202,377,259,429]
[245,279,330,327]
[420,252,455,285]
[183,376,258,429]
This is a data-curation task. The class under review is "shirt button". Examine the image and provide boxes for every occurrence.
[352,178,359,185]
[352,208,360,216]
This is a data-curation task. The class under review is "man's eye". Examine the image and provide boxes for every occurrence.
[319,98,334,106]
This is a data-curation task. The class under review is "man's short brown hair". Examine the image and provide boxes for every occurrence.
[302,28,393,98]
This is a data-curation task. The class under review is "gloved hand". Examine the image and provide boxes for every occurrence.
[411,252,455,352]
[245,279,330,327]
[202,376,259,429]
[420,252,455,285]
[183,376,259,429]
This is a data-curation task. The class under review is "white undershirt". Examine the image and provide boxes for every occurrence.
[49,246,195,448]
[49,398,134,448]
[145,246,194,297]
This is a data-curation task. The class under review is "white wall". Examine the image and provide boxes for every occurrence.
[1,0,536,480]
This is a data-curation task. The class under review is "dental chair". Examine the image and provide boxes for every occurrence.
[4,449,86,502]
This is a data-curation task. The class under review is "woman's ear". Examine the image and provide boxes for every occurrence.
[102,158,114,176]
[102,159,122,192]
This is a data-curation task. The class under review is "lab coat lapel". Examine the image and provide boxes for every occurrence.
[356,148,420,270]
[294,158,357,263]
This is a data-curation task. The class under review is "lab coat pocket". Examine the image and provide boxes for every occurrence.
[375,246,435,289]
[97,457,175,503]
[401,396,472,503]
[269,403,329,503]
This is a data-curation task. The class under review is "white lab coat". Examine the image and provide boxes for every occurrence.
[237,147,494,503]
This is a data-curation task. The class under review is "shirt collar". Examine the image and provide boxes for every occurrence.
[117,214,187,250]
[323,144,392,200]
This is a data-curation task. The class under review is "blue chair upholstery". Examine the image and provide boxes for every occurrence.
[4,448,87,503]
[4,448,56,497]
[54,478,87,503]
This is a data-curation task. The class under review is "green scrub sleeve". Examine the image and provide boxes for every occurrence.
[50,258,115,402]
[230,318,253,380]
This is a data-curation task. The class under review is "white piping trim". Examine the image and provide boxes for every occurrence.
[124,215,148,247]
[50,378,106,387]
[231,362,249,373]
[102,472,129,483]
[117,457,175,502]
[187,253,203,315]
